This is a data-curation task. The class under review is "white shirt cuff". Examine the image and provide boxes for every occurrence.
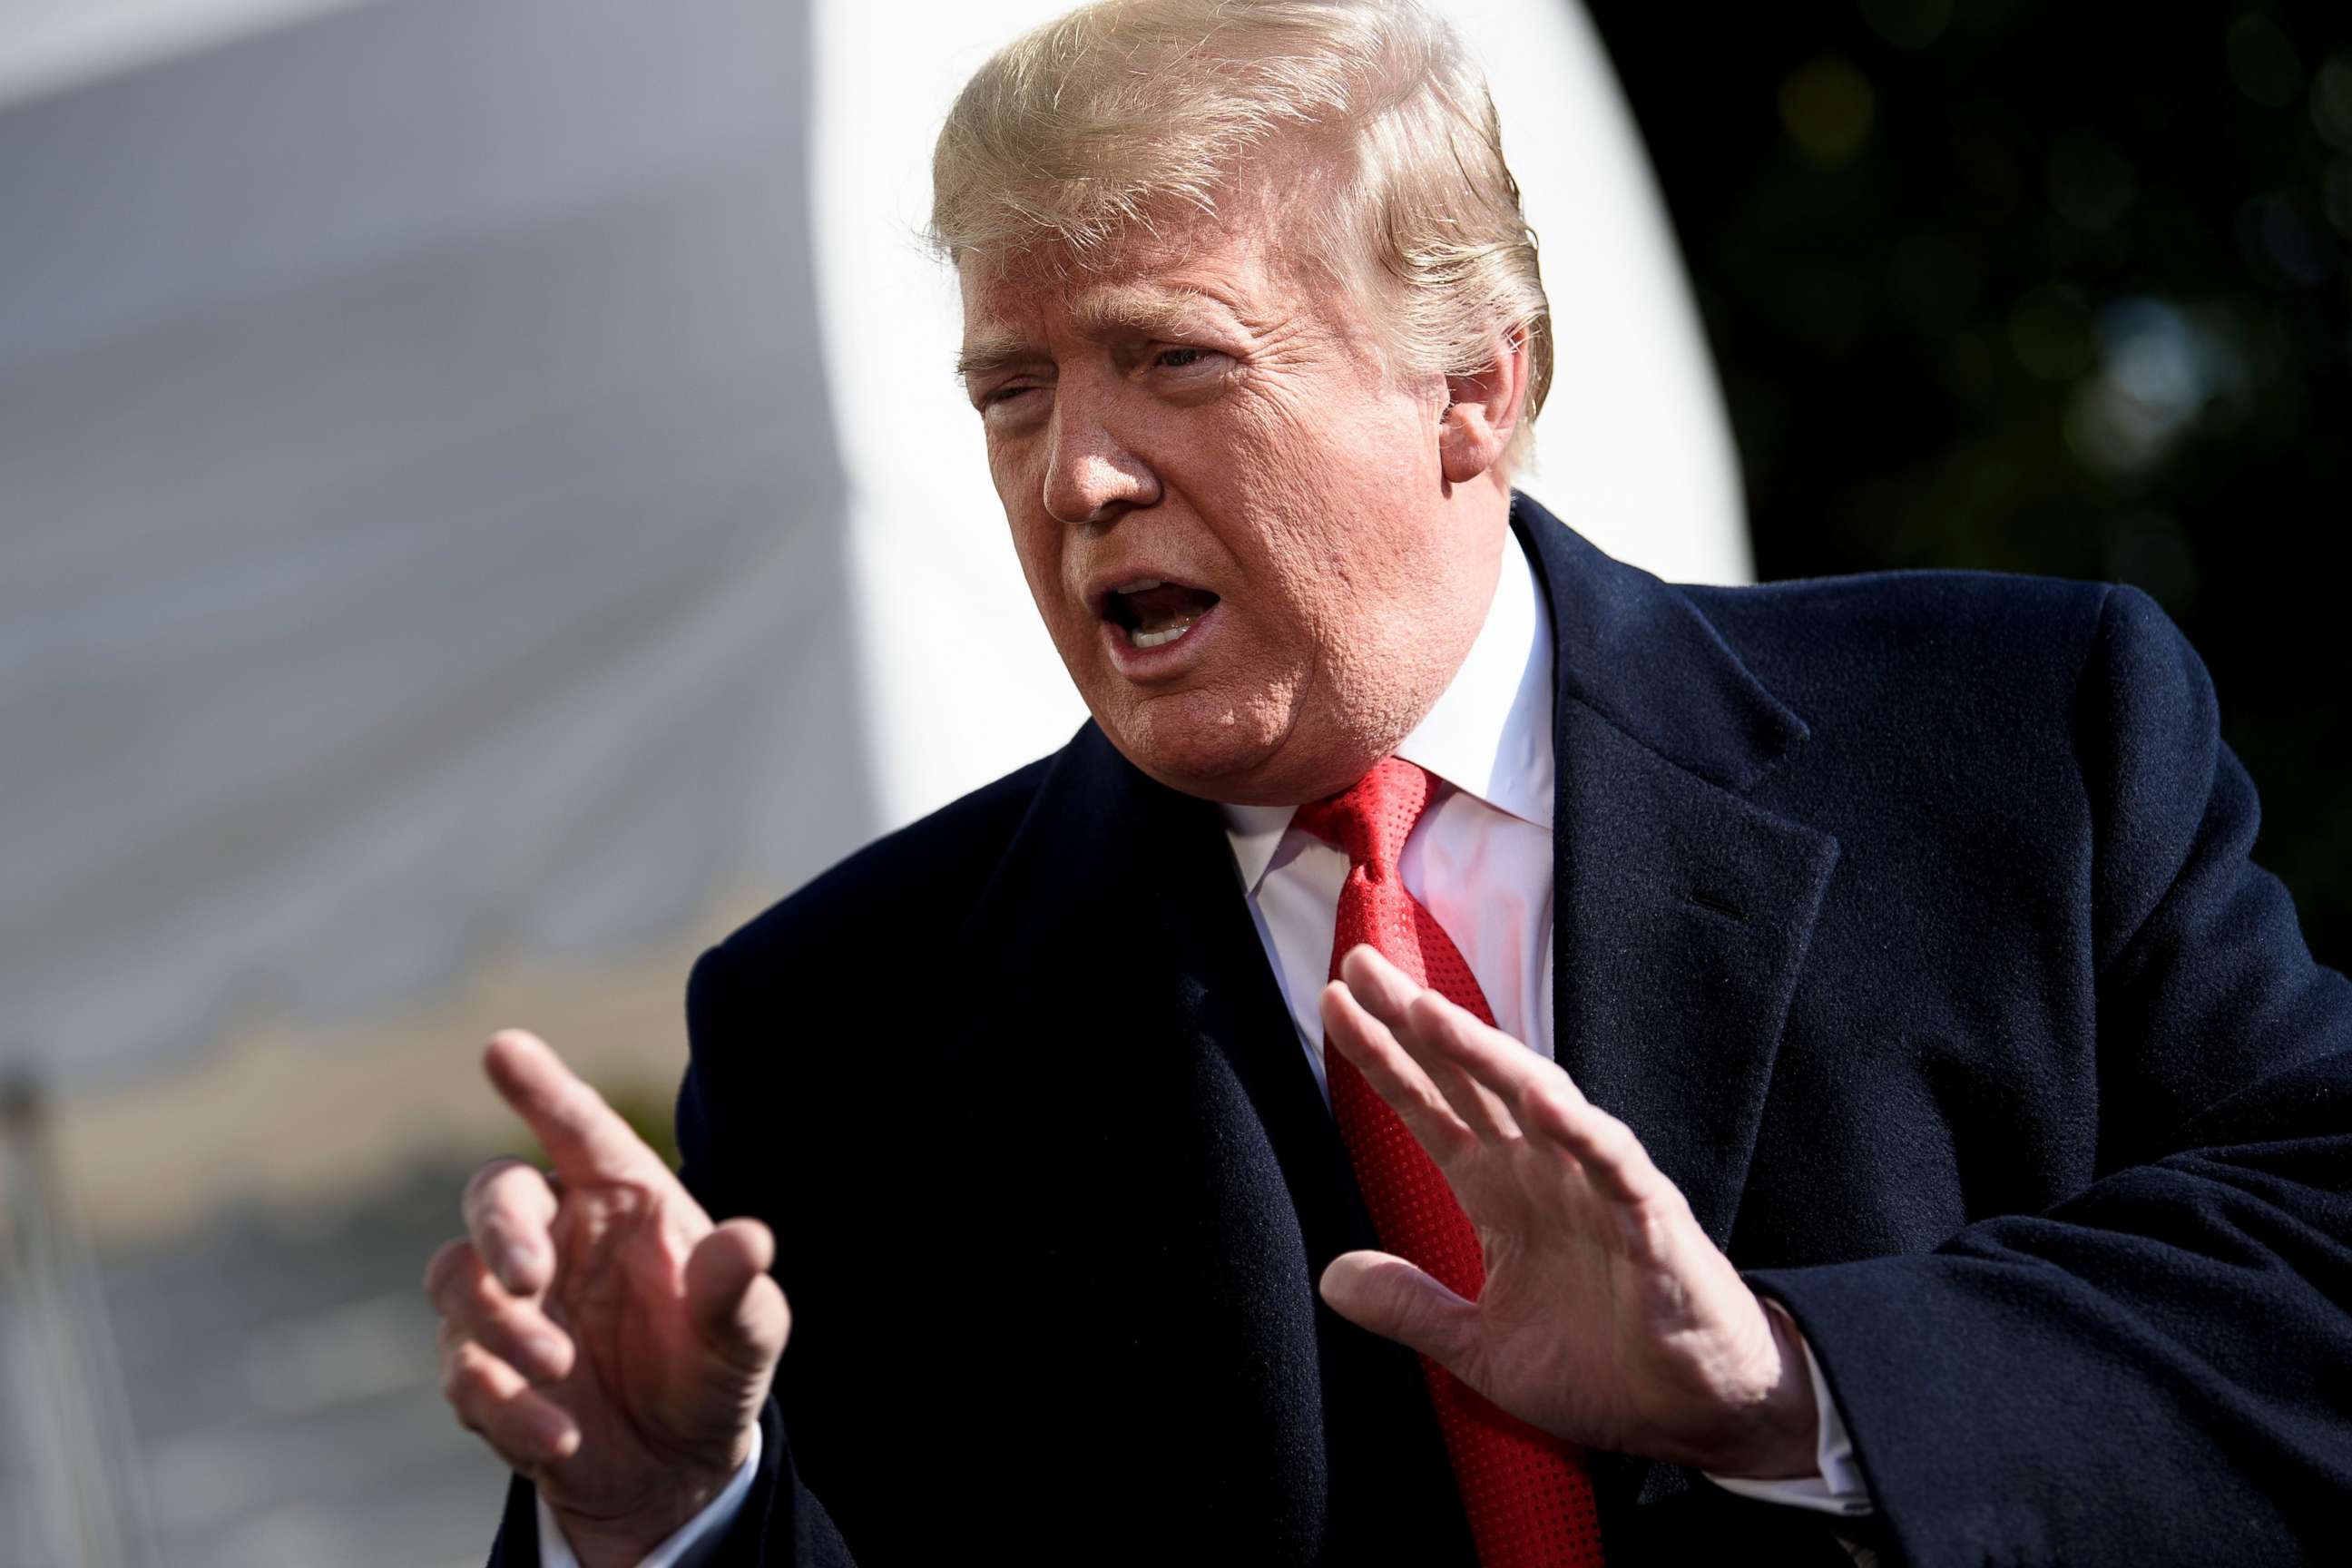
[536,1422,764,1568]
[1702,1329,1873,1516]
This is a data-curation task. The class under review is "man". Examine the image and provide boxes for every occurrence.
[427,2,2352,1564]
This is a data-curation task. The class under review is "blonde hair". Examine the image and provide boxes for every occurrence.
[931,0,1553,475]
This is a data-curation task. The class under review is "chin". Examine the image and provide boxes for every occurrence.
[1098,690,1292,802]
[1100,689,1390,808]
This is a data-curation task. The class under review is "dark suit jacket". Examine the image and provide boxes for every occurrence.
[497,497,2352,1567]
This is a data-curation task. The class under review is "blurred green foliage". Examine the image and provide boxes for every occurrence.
[1588,0,2351,966]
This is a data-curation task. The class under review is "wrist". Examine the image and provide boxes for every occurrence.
[550,1427,758,1568]
[1693,1296,1820,1480]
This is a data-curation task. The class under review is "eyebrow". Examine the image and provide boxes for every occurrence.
[954,328,1034,384]
[1069,284,1222,340]
[956,286,1231,385]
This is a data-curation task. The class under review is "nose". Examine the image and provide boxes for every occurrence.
[1041,390,1161,525]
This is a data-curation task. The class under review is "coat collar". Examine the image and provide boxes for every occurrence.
[958,495,1840,1253]
[1512,492,1808,795]
[1513,495,1838,1250]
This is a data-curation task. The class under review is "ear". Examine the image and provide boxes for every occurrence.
[1438,326,1532,485]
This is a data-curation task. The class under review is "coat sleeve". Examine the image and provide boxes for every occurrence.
[486,943,859,1568]
[1748,583,2352,1567]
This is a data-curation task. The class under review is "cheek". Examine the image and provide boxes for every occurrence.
[988,444,1061,602]
[1217,407,1448,690]
[985,435,1031,524]
[1224,377,1439,529]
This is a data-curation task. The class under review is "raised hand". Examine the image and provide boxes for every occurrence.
[1316,946,1818,1480]
[426,1030,788,1568]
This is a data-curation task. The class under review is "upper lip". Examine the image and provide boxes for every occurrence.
[1082,568,1218,621]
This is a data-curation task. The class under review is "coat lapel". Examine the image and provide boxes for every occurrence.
[946,722,1350,1241]
[943,722,1474,1562]
[1516,497,1841,1250]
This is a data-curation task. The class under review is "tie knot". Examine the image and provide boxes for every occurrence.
[1291,756,1435,874]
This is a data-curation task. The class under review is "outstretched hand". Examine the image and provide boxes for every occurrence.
[1317,946,1818,1479]
[425,1031,788,1568]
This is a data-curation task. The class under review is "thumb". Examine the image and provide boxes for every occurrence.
[1319,1250,1477,1367]
[684,1218,791,1377]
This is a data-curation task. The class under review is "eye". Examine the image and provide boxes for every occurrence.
[1155,347,1214,371]
[979,383,1042,411]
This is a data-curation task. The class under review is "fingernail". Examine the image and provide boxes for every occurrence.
[525,1334,565,1374]
[532,1411,571,1456]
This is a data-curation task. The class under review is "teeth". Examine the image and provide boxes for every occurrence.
[1112,577,1164,594]
[1128,622,1193,650]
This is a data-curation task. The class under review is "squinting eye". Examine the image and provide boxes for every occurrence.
[1156,348,1212,370]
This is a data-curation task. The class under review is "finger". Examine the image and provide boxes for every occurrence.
[424,1239,575,1385]
[685,1218,791,1377]
[1400,993,1662,1207]
[484,1029,671,1187]
[1537,1099,1665,1208]
[1318,1250,1477,1368]
[1318,980,1476,1164]
[441,1335,581,1467]
[1338,946,1520,1142]
[461,1157,560,1296]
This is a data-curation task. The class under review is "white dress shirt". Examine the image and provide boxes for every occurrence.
[542,540,1865,1567]
[1221,539,1868,1521]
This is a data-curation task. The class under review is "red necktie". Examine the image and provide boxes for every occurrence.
[1294,757,1606,1568]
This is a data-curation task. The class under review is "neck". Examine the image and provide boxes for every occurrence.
[1215,487,1514,807]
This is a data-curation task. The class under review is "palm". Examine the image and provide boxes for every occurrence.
[1318,946,1812,1477]
[533,1180,765,1518]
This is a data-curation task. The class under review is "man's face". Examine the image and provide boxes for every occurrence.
[958,171,1504,806]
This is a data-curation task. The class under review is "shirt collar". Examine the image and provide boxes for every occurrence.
[1220,537,1556,893]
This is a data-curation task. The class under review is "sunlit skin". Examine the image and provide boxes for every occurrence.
[424,148,1818,1568]
[956,157,1513,807]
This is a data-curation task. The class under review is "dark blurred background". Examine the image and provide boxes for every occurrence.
[1586,0,2352,967]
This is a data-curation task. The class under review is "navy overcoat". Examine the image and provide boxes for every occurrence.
[497,496,2352,1566]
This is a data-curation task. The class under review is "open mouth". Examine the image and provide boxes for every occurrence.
[1101,578,1221,650]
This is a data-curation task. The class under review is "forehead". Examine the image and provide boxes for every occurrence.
[954,162,1367,360]
[958,220,1284,345]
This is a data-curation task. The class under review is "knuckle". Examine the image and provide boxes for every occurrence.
[473,1200,525,1253]
[421,1239,471,1298]
[1602,1114,1642,1159]
[456,1263,505,1318]
[461,1156,514,1205]
[438,1352,475,1410]
[448,1395,504,1456]
[1534,1082,1580,1127]
[440,1343,505,1418]
[435,1264,507,1330]
[472,1308,532,1364]
[462,1156,534,1218]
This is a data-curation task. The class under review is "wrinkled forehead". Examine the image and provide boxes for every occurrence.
[957,265,1245,362]
[953,188,1365,363]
